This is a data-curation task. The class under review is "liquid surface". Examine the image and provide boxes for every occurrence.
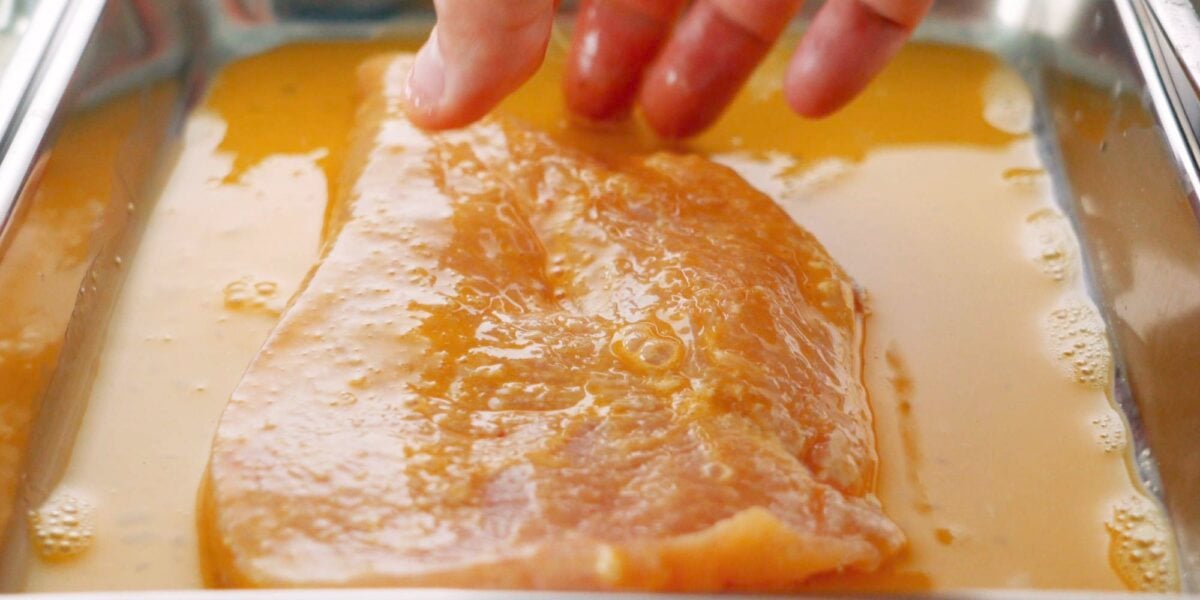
[19,39,1170,591]
[20,103,327,590]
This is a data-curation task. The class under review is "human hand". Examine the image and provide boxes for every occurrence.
[403,0,933,138]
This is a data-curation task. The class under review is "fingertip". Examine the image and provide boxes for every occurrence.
[403,0,555,130]
[637,0,800,139]
[639,82,709,139]
[782,50,841,119]
[403,32,453,129]
[784,93,842,120]
[563,34,635,121]
[639,109,686,140]
[783,0,923,121]
[405,39,547,130]
[563,0,683,123]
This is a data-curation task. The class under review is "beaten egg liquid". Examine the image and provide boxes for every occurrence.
[12,38,1175,591]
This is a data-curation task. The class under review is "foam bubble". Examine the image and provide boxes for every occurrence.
[1022,209,1074,282]
[1107,495,1178,591]
[28,493,95,560]
[223,276,284,316]
[0,325,49,364]
[934,527,956,545]
[329,391,358,407]
[610,322,683,373]
[700,461,734,482]
[1090,413,1126,454]
[1046,304,1110,388]
[781,157,853,196]
[1003,166,1046,189]
[982,69,1034,135]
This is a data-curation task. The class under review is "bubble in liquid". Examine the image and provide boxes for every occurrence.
[347,371,369,389]
[1003,166,1046,191]
[1090,413,1127,454]
[223,276,285,316]
[1022,209,1074,282]
[934,527,956,545]
[28,493,95,560]
[779,157,853,197]
[0,326,50,368]
[610,322,683,373]
[982,69,1034,135]
[329,391,358,407]
[1046,304,1110,388]
[700,461,734,482]
[1107,496,1178,592]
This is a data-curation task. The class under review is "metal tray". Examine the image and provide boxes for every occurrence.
[1,0,1199,596]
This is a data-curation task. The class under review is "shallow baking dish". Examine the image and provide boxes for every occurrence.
[0,0,1199,596]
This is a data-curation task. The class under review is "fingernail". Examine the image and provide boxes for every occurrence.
[406,31,446,111]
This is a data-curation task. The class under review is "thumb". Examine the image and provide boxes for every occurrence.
[405,0,557,130]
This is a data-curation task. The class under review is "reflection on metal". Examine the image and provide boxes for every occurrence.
[0,0,96,257]
[1144,0,1200,101]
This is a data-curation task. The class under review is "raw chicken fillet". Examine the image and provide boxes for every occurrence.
[199,54,904,590]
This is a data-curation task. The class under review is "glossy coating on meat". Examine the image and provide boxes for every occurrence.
[200,55,902,590]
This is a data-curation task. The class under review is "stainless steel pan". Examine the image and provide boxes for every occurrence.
[1,0,1198,596]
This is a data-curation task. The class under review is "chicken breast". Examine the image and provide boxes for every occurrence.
[199,54,904,591]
